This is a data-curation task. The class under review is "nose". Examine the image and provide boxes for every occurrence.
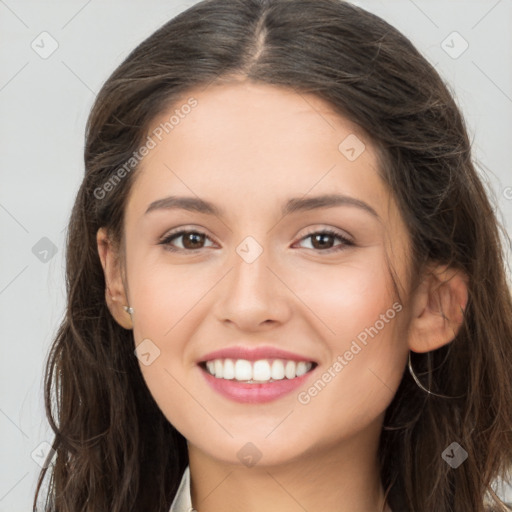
[212,242,292,331]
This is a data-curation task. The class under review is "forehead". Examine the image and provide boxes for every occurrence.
[127,80,391,222]
[148,80,370,161]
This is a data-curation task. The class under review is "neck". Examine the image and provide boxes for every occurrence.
[187,416,389,512]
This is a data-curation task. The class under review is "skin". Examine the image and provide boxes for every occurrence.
[97,79,468,512]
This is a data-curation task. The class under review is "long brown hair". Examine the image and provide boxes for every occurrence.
[33,0,512,510]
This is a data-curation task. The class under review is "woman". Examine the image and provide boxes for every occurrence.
[33,0,512,510]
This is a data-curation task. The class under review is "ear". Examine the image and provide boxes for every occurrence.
[96,227,133,330]
[407,263,468,353]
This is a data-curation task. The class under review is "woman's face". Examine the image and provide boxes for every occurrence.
[120,80,412,466]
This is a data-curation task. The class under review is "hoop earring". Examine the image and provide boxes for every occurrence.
[407,351,453,399]
[123,305,134,316]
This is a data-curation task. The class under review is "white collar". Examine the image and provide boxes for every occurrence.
[169,465,195,512]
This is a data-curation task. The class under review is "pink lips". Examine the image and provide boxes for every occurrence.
[197,345,317,364]
[200,368,316,403]
[197,345,317,404]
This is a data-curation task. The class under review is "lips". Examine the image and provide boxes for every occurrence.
[196,345,318,403]
[197,345,318,364]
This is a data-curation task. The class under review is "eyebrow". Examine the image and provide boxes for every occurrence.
[144,193,379,219]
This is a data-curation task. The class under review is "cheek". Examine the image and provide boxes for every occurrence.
[290,253,408,421]
[128,255,210,341]
[126,258,213,433]
[289,249,396,338]
[294,315,407,450]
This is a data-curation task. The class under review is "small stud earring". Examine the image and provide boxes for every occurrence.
[123,306,134,315]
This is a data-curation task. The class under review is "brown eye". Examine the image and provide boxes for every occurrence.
[310,232,336,250]
[181,232,206,249]
[297,229,353,253]
[160,230,215,252]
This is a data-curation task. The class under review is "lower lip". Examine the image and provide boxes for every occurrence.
[199,365,316,403]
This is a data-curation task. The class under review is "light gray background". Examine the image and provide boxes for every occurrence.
[1,1,511,510]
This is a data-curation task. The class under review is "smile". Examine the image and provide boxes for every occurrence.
[201,358,316,383]
[198,358,318,403]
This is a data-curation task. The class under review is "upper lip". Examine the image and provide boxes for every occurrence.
[198,345,318,364]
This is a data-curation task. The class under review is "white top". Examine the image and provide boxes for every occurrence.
[169,465,195,512]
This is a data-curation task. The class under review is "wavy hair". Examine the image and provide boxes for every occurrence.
[33,0,512,510]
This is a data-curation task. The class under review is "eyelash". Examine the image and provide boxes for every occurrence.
[158,228,354,254]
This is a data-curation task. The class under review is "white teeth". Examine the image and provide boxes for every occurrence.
[271,360,285,380]
[234,359,252,380]
[253,360,271,381]
[285,360,296,379]
[223,358,235,380]
[296,361,308,377]
[214,359,224,379]
[204,358,314,382]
